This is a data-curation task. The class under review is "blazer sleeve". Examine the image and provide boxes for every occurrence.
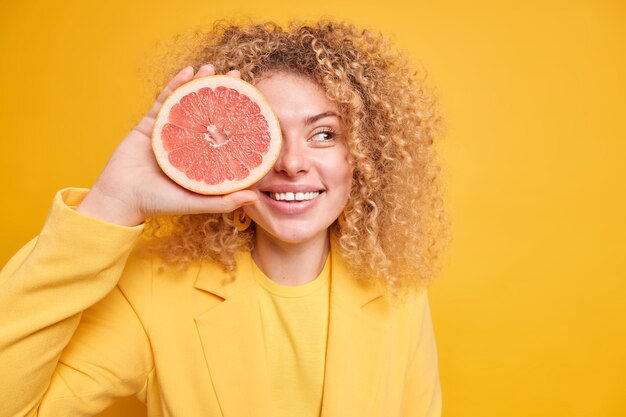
[402,289,442,417]
[0,188,154,417]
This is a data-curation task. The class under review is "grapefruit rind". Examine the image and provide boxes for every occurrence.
[152,75,282,195]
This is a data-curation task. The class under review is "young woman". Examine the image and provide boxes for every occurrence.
[0,20,447,417]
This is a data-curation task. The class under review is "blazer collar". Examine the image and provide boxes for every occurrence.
[326,237,385,307]
[320,239,389,416]
[193,238,384,305]
[193,238,388,417]
[193,251,256,300]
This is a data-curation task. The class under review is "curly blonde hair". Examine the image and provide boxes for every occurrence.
[146,19,448,291]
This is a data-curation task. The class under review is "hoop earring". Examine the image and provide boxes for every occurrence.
[233,208,252,231]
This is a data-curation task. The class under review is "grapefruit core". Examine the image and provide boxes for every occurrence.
[152,75,282,195]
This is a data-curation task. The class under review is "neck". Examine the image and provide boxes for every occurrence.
[252,229,330,286]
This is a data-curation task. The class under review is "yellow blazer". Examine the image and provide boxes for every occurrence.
[0,189,441,417]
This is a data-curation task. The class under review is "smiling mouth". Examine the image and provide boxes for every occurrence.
[265,191,322,202]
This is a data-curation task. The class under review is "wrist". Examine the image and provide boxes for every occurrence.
[76,187,145,227]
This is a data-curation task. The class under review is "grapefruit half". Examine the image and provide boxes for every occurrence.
[152,75,282,195]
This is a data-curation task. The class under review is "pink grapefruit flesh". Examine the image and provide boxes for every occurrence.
[152,75,282,195]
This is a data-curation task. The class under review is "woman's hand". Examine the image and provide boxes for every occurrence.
[77,65,258,226]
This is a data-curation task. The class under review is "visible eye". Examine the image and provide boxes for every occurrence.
[309,128,337,146]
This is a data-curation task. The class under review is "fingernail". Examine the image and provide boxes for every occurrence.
[242,199,258,206]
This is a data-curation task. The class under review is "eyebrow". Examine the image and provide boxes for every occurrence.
[304,111,341,126]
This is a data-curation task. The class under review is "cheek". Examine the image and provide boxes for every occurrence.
[341,150,354,188]
[329,154,353,199]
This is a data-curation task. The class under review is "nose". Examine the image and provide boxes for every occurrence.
[273,136,310,177]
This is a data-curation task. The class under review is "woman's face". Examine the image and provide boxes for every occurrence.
[244,71,352,245]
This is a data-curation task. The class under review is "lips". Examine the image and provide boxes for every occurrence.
[260,184,325,202]
[268,191,320,201]
[259,186,324,215]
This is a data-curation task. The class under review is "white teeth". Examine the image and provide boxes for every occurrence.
[270,191,320,201]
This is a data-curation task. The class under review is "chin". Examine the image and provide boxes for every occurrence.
[257,220,331,245]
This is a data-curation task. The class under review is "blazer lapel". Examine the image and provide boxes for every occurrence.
[321,242,389,417]
[193,252,272,417]
[191,243,389,417]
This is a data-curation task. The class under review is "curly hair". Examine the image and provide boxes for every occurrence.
[145,19,448,291]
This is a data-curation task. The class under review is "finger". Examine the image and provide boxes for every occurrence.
[181,190,259,214]
[226,69,241,78]
[133,116,154,137]
[146,66,194,119]
[137,66,194,135]
[194,64,216,79]
[225,190,259,208]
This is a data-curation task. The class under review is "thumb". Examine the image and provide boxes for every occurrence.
[225,190,259,208]
[178,189,259,215]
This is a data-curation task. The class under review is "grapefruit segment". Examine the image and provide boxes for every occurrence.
[152,75,281,195]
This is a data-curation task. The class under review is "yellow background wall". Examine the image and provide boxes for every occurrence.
[1,0,624,416]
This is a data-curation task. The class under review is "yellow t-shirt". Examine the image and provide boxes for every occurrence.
[253,257,331,417]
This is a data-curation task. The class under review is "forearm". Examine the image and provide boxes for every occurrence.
[0,188,143,416]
